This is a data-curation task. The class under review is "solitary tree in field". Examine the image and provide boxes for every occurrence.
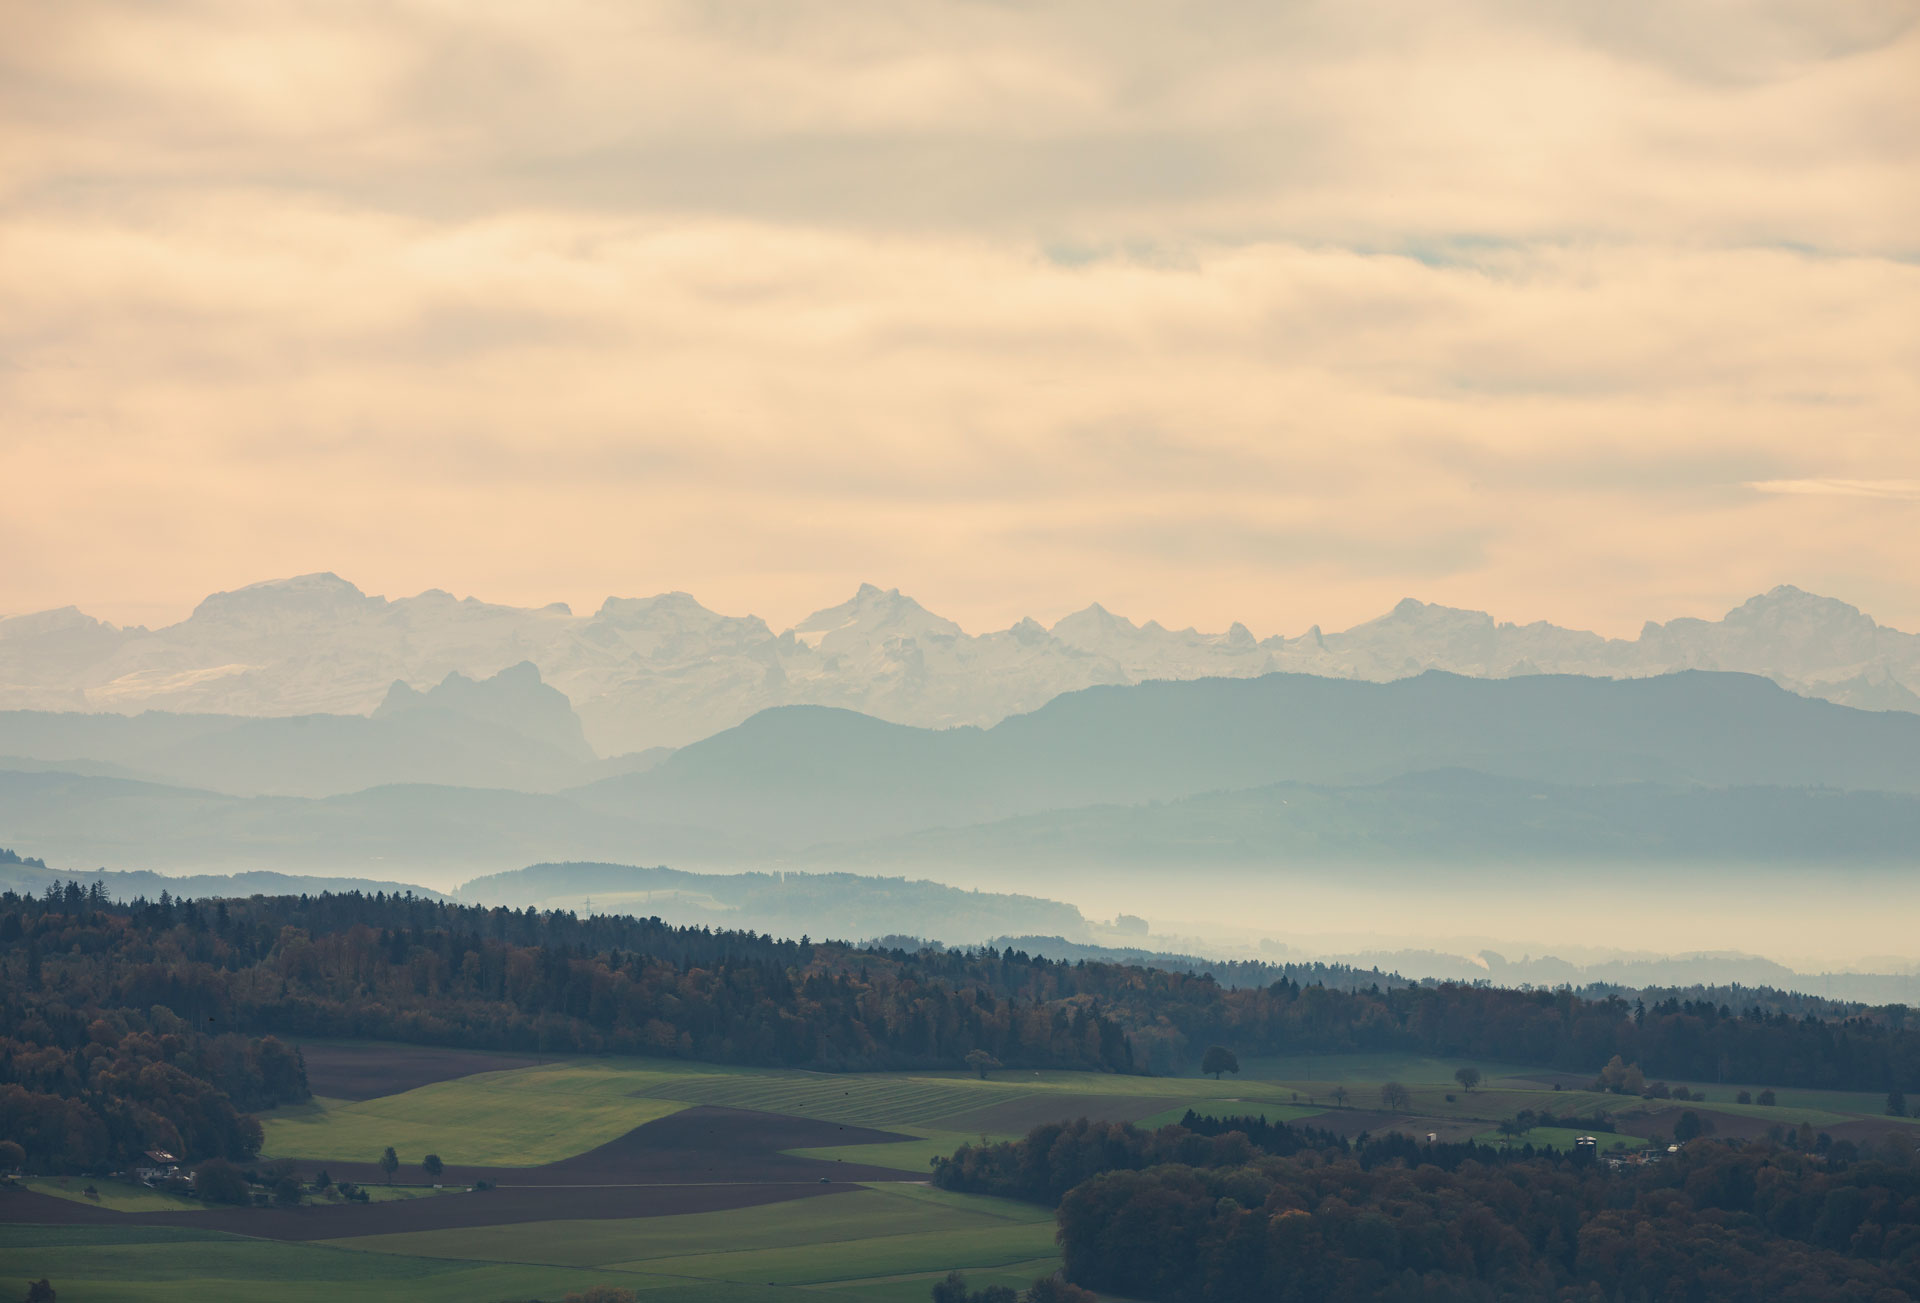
[964,1049,1002,1080]
[1201,1046,1239,1080]
[1454,1066,1482,1093]
[1330,1085,1349,1108]
[1889,1090,1909,1118]
[379,1147,399,1185]
[191,1158,249,1205]
[1379,1081,1411,1111]
[1674,1111,1713,1143]
[422,1153,444,1180]
[1496,1109,1538,1144]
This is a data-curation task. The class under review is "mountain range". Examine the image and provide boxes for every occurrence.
[5,575,1919,753]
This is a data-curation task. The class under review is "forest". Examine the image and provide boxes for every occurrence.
[4,882,1919,1174]
[934,1117,1920,1302]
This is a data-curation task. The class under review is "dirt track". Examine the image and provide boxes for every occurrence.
[2,1107,919,1240]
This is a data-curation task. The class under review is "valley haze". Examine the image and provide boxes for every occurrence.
[5,579,1918,974]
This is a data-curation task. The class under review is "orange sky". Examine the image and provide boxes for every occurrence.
[3,0,1917,638]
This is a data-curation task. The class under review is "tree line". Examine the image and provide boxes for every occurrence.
[936,1117,1920,1301]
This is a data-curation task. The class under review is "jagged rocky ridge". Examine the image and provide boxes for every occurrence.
[4,575,1917,753]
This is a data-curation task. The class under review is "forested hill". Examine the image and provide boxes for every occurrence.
[5,884,1920,1172]
[934,1117,1920,1302]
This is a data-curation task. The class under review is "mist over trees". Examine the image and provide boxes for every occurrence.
[6,882,1919,1176]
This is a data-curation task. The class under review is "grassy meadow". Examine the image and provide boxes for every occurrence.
[261,1062,692,1165]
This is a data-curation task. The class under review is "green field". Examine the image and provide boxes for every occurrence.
[0,1225,622,1303]
[269,1049,1834,1176]
[262,1058,1365,1171]
[325,1183,1061,1298]
[16,1045,1918,1303]
[21,1176,203,1214]
[1232,1052,1561,1086]
[261,1062,690,1165]
[0,1203,1058,1303]
[1471,1127,1650,1152]
[329,1185,1049,1267]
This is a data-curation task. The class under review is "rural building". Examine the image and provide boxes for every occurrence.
[135,1149,180,1183]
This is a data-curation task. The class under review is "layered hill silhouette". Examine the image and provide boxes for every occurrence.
[4,574,1917,753]
[7,670,1920,879]
[576,669,1920,845]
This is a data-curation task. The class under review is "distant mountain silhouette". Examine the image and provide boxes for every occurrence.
[373,660,592,760]
[454,861,1088,944]
[575,669,1920,846]
[0,664,631,797]
[4,575,1919,752]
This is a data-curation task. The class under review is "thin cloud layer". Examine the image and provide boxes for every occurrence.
[2,0,1916,635]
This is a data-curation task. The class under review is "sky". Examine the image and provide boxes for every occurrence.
[3,0,1917,639]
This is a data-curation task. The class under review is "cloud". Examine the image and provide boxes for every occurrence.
[0,0,1915,637]
[1749,479,1920,500]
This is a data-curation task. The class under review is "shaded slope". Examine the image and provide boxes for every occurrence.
[812,769,1920,867]
[576,670,1920,845]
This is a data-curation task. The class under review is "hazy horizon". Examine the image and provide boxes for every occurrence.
[13,567,1913,648]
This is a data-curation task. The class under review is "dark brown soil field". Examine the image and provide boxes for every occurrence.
[293,1041,543,1101]
[1824,1120,1920,1153]
[1,1107,919,1240]
[1616,1103,1775,1142]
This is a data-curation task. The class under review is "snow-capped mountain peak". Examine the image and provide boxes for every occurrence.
[4,577,1918,754]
